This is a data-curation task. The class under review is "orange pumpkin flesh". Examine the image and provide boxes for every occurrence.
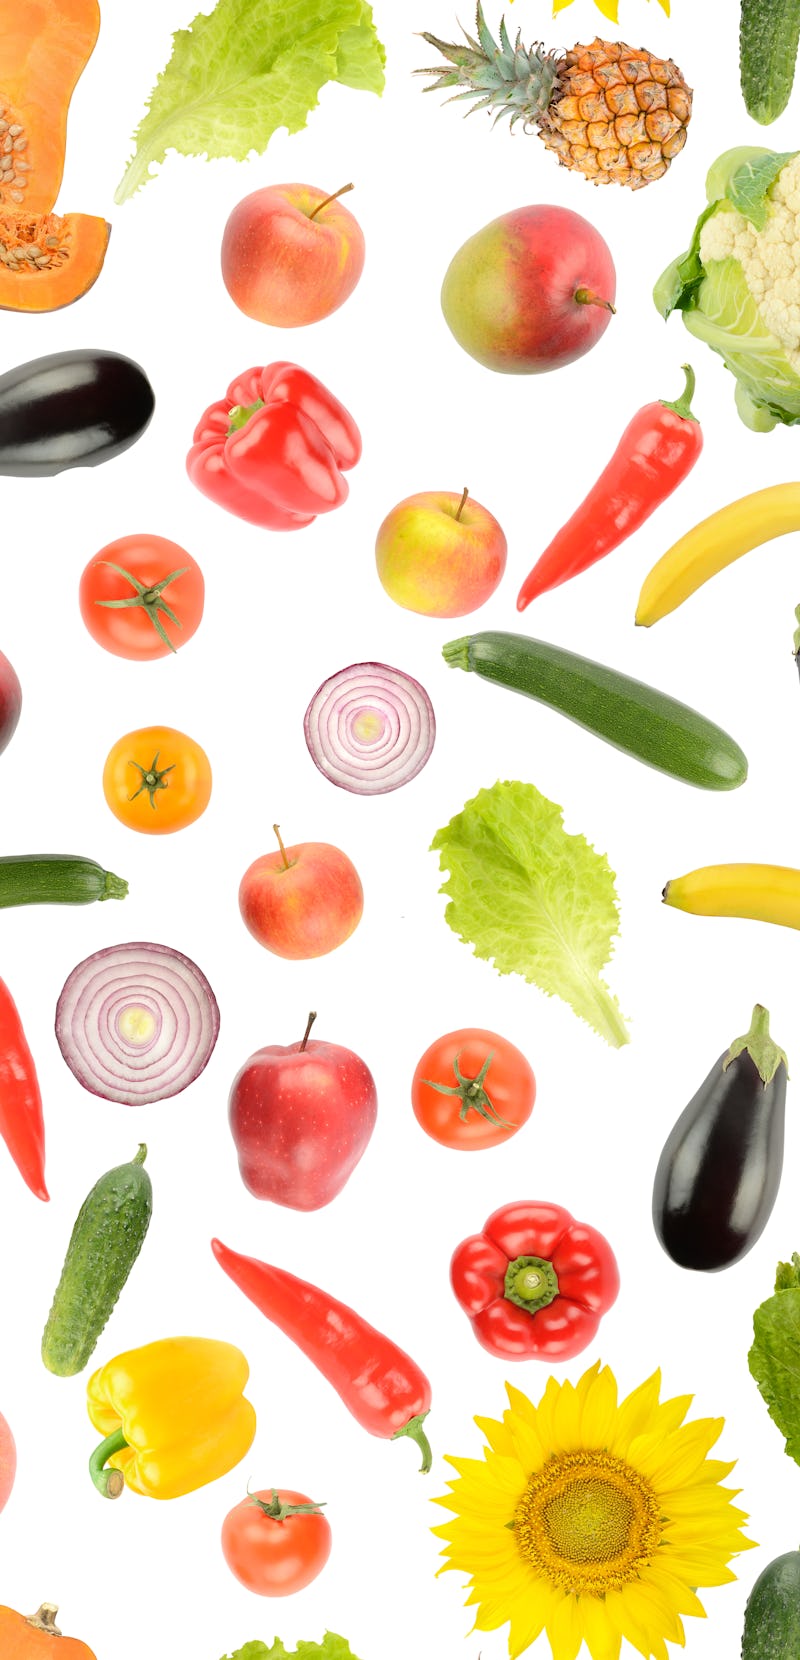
[0,0,101,216]
[0,210,110,310]
[0,1603,96,1658]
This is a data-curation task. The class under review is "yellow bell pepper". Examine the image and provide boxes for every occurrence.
[86,1336,256,1500]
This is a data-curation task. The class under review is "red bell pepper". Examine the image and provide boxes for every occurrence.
[516,364,703,610]
[0,979,48,1200]
[451,1200,618,1361]
[187,362,362,531]
[211,1237,433,1471]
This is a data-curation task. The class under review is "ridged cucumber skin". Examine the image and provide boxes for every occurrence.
[444,632,748,792]
[41,1146,152,1377]
[0,855,128,908]
[740,0,800,123]
[742,1551,800,1658]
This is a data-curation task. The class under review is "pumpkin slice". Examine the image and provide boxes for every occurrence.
[0,0,101,216]
[0,210,109,311]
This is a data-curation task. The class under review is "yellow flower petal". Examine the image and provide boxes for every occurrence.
[546,1590,585,1660]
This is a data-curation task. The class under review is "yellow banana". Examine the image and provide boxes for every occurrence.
[663,864,800,930]
[636,483,800,627]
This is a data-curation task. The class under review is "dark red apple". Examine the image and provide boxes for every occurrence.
[0,649,21,757]
[441,204,616,374]
[228,1012,378,1211]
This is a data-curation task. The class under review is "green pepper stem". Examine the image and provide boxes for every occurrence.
[392,1411,433,1474]
[725,1003,789,1086]
[228,398,264,434]
[89,1427,128,1499]
[660,363,698,422]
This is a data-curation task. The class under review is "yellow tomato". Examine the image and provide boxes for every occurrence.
[102,725,212,835]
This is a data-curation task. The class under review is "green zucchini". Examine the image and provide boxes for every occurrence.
[41,1144,152,1377]
[443,631,748,791]
[740,0,800,123]
[0,854,127,908]
[742,1550,800,1658]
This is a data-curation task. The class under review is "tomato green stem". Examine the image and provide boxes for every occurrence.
[308,182,354,221]
[94,561,188,653]
[392,1410,433,1474]
[422,1048,513,1127]
[128,752,175,810]
[247,1486,327,1521]
[89,1427,128,1499]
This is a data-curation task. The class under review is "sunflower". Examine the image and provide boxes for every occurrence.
[433,1362,754,1660]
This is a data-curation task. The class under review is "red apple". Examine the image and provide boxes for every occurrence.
[229,1012,377,1210]
[441,204,616,374]
[221,182,365,327]
[0,649,21,758]
[239,825,363,959]
[375,487,506,617]
[0,1411,15,1513]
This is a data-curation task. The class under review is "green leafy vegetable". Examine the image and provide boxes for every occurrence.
[726,149,796,228]
[115,0,385,204]
[220,1635,362,1660]
[431,779,628,1048]
[749,1254,800,1464]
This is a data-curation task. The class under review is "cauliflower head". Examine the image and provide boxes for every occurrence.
[655,146,800,429]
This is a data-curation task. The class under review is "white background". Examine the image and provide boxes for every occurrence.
[1,1,799,1656]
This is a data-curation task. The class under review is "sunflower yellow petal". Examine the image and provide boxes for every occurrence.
[580,1595,623,1660]
[546,1590,585,1660]
[475,1413,515,1456]
[579,1363,619,1445]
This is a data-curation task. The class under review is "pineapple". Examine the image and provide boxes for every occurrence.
[417,4,692,190]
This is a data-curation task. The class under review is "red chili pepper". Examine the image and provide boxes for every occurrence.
[0,979,48,1201]
[516,364,703,611]
[187,362,362,531]
[211,1238,433,1471]
[451,1200,618,1361]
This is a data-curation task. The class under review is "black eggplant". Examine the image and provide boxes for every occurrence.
[652,1004,787,1272]
[0,350,155,476]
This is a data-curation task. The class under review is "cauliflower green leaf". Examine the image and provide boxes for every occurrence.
[749,1256,800,1466]
[431,780,628,1048]
[115,0,385,204]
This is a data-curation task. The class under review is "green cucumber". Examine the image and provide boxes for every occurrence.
[443,631,748,791]
[742,1550,800,1658]
[741,0,800,124]
[0,855,127,908]
[41,1145,152,1377]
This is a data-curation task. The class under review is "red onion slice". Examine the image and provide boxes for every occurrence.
[55,942,220,1106]
[304,662,436,794]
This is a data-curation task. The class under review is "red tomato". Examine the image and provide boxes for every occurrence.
[0,1411,16,1513]
[411,1028,535,1150]
[221,1487,332,1596]
[79,535,204,660]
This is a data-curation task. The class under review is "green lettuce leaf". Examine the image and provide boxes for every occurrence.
[749,1256,800,1464]
[725,149,797,229]
[431,780,628,1048]
[115,0,385,203]
[221,1635,362,1660]
[683,257,800,426]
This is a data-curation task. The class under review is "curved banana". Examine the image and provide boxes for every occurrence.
[636,483,800,627]
[663,864,800,930]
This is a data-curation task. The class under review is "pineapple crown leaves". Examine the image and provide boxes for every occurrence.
[415,3,560,127]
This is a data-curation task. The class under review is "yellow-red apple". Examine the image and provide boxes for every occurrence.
[375,488,507,617]
[221,183,365,327]
[239,826,363,959]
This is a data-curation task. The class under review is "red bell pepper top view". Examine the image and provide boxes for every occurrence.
[187,361,362,531]
[451,1200,619,1361]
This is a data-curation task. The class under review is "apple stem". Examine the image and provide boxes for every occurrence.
[308,183,355,221]
[455,485,469,522]
[273,823,291,870]
[574,287,616,315]
[300,1011,318,1051]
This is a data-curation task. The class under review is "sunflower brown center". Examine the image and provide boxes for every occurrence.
[512,1449,662,1596]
